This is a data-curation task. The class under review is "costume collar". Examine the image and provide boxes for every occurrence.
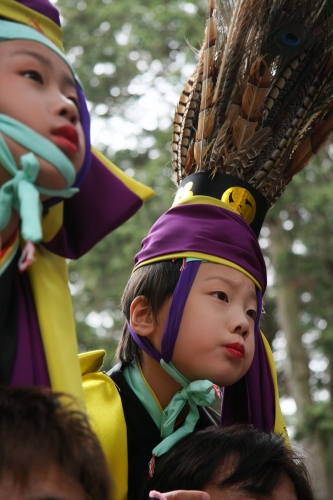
[123,359,163,430]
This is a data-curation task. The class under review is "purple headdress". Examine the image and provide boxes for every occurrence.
[130,175,286,438]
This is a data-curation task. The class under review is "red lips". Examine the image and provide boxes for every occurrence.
[52,125,79,154]
[224,342,245,359]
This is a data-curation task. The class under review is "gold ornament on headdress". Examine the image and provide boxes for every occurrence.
[222,187,256,224]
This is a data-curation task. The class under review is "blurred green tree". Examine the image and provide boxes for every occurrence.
[262,152,333,498]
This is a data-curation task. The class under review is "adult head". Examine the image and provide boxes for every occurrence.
[0,386,112,500]
[141,425,314,500]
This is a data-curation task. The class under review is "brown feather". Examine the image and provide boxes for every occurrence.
[171,0,333,207]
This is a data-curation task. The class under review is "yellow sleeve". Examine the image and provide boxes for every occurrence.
[27,244,84,405]
[80,351,128,500]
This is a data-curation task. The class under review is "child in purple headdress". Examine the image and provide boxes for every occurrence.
[0,0,152,402]
[81,173,287,500]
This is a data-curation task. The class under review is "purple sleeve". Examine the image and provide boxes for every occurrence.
[43,155,143,259]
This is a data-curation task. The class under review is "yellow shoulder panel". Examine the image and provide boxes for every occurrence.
[80,352,128,500]
[41,202,64,243]
[27,244,85,406]
[79,349,105,375]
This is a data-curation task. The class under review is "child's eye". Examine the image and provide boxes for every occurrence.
[23,70,43,83]
[212,291,228,302]
[247,309,257,321]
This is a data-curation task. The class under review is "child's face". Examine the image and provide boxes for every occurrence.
[0,463,86,500]
[170,263,257,386]
[0,39,85,190]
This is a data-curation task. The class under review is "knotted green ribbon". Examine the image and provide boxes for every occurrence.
[0,114,79,244]
[123,358,220,459]
[152,360,220,457]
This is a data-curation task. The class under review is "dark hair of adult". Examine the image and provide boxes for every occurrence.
[140,425,314,500]
[0,386,111,500]
[117,259,183,364]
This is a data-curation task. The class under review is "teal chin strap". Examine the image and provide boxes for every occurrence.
[0,114,78,244]
[151,360,221,462]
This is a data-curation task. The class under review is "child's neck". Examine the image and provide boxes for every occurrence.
[140,352,183,410]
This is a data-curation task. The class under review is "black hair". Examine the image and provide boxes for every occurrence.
[0,386,111,499]
[140,425,314,500]
[117,259,183,363]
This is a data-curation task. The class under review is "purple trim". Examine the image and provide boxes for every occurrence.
[43,154,143,259]
[161,260,200,362]
[16,0,61,26]
[127,321,160,362]
[72,85,91,189]
[11,268,50,387]
[245,324,275,432]
[135,204,267,292]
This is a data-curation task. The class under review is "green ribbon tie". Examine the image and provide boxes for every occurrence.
[152,360,220,457]
[0,115,79,244]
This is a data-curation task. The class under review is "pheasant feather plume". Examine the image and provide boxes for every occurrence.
[172,0,333,207]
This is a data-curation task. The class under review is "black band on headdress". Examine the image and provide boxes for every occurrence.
[176,172,268,237]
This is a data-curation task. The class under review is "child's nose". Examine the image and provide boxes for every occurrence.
[57,94,79,125]
[228,310,250,338]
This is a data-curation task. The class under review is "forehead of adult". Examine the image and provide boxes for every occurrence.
[205,473,298,500]
[0,464,86,500]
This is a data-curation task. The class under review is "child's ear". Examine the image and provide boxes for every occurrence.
[130,296,156,337]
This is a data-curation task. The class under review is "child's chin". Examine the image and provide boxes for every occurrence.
[36,160,67,191]
[214,373,244,387]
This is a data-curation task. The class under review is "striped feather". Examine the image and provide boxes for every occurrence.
[171,0,333,207]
